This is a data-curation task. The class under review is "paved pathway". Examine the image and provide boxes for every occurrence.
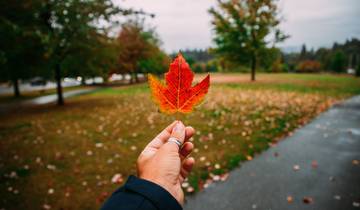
[21,88,97,105]
[185,95,360,210]
[0,88,98,114]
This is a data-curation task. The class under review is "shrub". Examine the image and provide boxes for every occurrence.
[296,60,321,73]
[271,58,283,73]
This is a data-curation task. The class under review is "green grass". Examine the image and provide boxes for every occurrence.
[93,73,360,97]
[0,73,359,210]
[216,73,360,96]
[91,84,148,96]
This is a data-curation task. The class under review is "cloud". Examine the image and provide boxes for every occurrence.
[114,0,360,52]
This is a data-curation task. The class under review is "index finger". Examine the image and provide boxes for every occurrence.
[144,121,195,151]
[145,120,178,150]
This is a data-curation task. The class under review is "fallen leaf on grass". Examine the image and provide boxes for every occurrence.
[48,188,54,194]
[212,175,220,181]
[111,174,123,184]
[214,163,221,169]
[199,156,206,162]
[43,204,51,210]
[96,192,109,204]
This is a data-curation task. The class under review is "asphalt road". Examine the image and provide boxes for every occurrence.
[185,95,360,210]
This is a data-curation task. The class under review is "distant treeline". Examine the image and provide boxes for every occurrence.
[171,49,216,73]
[177,38,360,76]
[283,38,360,74]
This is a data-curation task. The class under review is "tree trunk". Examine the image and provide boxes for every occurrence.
[121,74,126,84]
[12,78,20,97]
[81,76,86,85]
[130,73,135,84]
[135,72,139,83]
[251,54,257,81]
[55,63,64,105]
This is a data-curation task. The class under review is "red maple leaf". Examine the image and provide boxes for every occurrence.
[148,53,210,114]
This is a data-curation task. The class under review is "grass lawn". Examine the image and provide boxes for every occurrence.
[0,73,359,210]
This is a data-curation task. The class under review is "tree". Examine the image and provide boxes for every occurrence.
[209,0,287,81]
[331,51,346,73]
[38,0,138,105]
[115,20,169,82]
[0,0,47,97]
[296,60,321,73]
[138,51,170,76]
[61,33,119,82]
[283,38,360,72]
[135,22,170,76]
[259,47,281,71]
[271,57,283,72]
[299,44,307,61]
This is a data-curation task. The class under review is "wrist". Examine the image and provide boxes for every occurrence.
[139,175,182,205]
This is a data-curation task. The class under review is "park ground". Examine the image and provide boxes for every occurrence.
[0,73,360,210]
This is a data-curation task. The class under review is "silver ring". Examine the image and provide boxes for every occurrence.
[167,137,182,149]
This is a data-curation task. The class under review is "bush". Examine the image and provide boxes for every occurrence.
[191,61,218,73]
[270,58,284,73]
[296,60,321,73]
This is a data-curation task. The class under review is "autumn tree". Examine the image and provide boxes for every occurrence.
[209,0,288,81]
[115,20,169,83]
[137,29,170,75]
[296,60,321,73]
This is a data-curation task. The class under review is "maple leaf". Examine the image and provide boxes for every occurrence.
[148,53,210,114]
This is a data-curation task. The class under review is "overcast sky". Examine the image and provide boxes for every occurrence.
[114,0,360,53]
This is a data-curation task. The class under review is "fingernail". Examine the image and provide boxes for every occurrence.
[173,121,185,132]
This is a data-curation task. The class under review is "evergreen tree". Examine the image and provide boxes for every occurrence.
[331,51,346,73]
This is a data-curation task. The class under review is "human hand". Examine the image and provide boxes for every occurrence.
[137,121,195,205]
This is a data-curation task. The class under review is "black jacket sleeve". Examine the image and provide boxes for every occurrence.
[101,175,182,210]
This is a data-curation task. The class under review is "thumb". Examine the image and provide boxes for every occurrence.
[164,121,185,152]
